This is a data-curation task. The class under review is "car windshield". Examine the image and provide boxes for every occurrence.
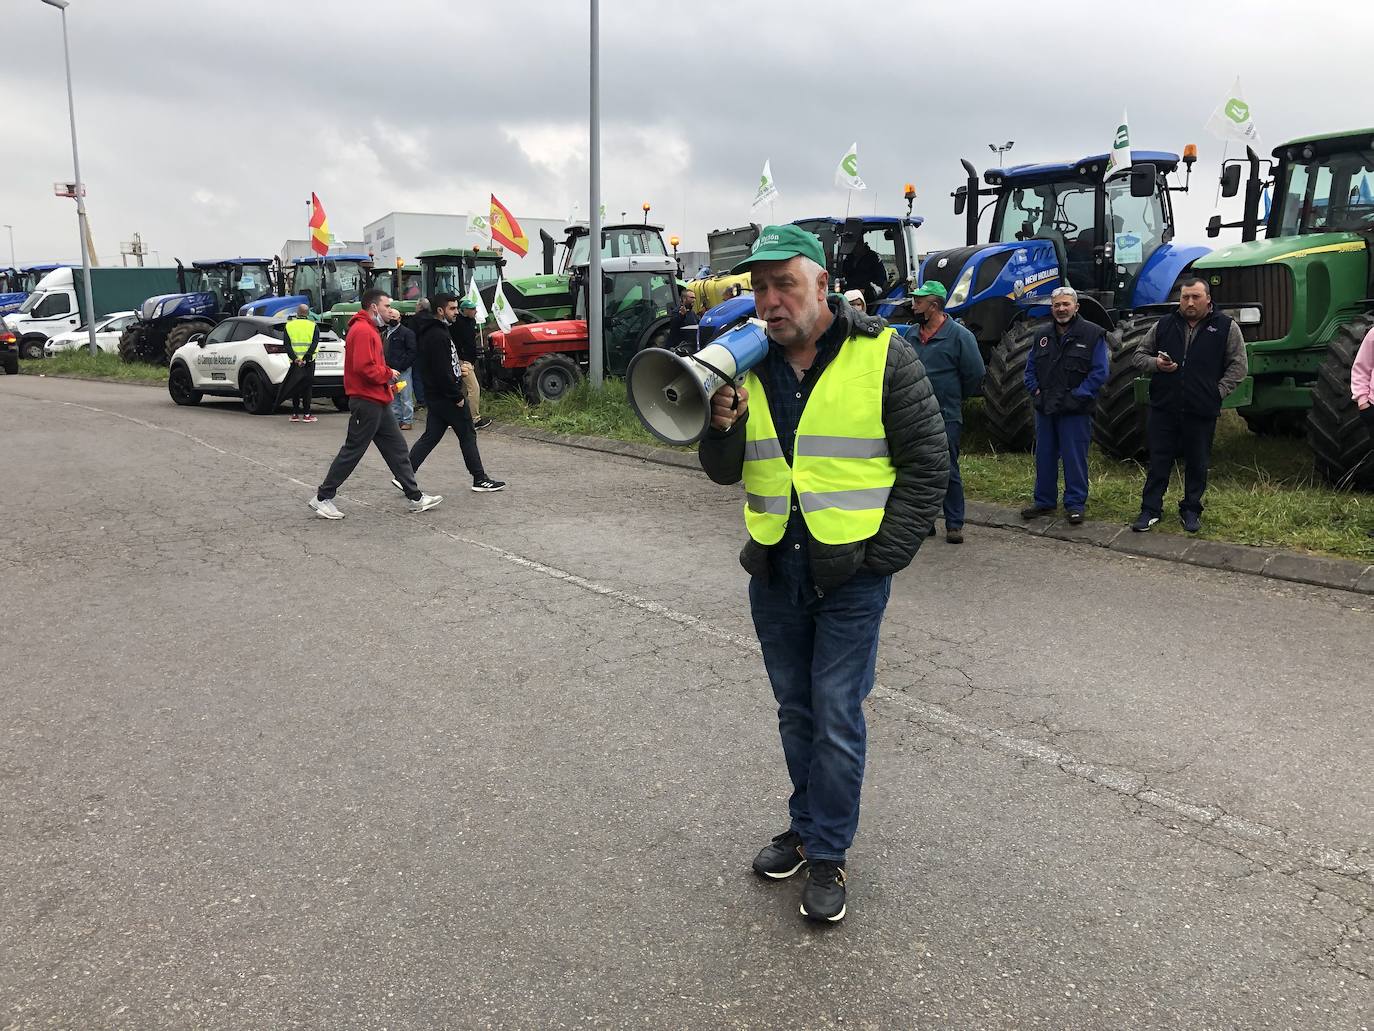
[567,228,667,267]
[1277,146,1374,235]
[17,290,46,314]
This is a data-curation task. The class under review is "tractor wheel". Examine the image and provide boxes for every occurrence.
[1093,317,1155,461]
[332,393,350,412]
[240,366,276,416]
[1307,313,1374,490]
[1240,410,1307,437]
[117,324,145,364]
[982,322,1039,451]
[523,353,582,404]
[20,336,46,360]
[164,320,213,363]
[167,362,202,406]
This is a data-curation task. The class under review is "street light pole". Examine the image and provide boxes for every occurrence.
[587,0,603,388]
[988,140,1015,168]
[2,225,14,268]
[43,0,99,357]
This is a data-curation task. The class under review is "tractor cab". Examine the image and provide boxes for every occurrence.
[417,247,506,305]
[571,254,681,371]
[502,223,671,324]
[560,222,668,274]
[794,215,923,311]
[188,259,279,315]
[289,253,373,313]
[324,263,424,336]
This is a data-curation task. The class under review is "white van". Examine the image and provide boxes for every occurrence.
[5,267,79,357]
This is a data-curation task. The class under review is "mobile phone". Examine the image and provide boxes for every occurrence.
[1158,351,1174,364]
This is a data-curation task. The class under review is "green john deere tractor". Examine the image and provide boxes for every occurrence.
[1101,129,1374,489]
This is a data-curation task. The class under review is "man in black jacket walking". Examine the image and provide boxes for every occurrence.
[698,225,947,924]
[1129,278,1248,532]
[383,306,418,430]
[403,294,505,493]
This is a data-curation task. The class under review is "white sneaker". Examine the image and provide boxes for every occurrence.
[390,477,405,492]
[309,497,344,520]
[407,493,443,513]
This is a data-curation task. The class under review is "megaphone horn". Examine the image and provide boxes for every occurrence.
[626,318,769,447]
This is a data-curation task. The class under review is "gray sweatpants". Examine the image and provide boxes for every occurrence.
[317,397,421,501]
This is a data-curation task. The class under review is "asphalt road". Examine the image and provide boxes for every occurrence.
[1,376,1370,1031]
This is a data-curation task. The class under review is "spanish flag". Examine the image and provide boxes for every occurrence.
[309,193,331,256]
[488,194,529,257]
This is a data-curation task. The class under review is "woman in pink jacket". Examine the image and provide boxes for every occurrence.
[1353,326,1374,537]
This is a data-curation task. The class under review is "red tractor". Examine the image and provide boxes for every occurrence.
[482,255,684,402]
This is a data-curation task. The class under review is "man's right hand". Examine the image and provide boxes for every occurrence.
[710,384,748,431]
[1156,354,1179,372]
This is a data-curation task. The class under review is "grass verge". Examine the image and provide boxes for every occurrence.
[485,380,1374,563]
[19,351,167,384]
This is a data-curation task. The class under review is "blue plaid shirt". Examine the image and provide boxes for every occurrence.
[755,311,848,584]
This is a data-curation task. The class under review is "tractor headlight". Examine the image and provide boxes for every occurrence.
[1233,306,1262,326]
[947,265,976,307]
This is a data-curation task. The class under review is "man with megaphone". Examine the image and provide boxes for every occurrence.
[697,225,949,923]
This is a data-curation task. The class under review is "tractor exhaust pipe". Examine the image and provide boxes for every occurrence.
[961,159,980,246]
[1240,146,1263,243]
[175,258,185,293]
[541,229,556,276]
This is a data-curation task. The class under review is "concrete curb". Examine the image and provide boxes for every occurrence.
[17,371,164,388]
[489,422,1374,598]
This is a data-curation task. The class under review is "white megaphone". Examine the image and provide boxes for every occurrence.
[626,318,770,446]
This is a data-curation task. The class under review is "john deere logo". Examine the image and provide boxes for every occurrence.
[1210,274,1221,287]
[842,153,859,177]
[1225,98,1249,123]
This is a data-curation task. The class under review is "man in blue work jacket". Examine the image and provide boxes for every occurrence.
[1021,286,1109,524]
[903,281,985,543]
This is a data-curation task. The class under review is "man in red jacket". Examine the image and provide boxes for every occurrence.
[309,289,443,519]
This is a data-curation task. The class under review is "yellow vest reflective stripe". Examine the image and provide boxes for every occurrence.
[741,327,896,546]
[285,317,315,357]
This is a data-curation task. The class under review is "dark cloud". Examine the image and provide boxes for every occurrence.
[3,0,1369,267]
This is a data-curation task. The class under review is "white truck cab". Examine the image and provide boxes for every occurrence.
[5,267,79,356]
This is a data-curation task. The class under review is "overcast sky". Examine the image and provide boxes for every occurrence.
[3,0,1369,268]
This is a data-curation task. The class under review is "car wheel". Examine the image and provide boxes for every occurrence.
[240,366,276,415]
[168,362,203,406]
[19,337,45,360]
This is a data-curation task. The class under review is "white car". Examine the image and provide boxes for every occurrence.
[43,311,139,357]
[167,315,346,415]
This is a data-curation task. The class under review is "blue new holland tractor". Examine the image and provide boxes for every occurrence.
[924,149,1205,453]
[118,257,298,363]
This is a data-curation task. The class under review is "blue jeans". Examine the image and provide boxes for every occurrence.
[390,373,414,424]
[748,566,893,862]
[1033,411,1092,511]
[944,418,964,529]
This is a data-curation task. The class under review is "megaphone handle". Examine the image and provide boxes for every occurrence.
[688,353,740,410]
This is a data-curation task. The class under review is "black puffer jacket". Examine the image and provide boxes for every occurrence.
[699,300,948,590]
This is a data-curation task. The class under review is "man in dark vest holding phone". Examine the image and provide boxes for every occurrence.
[1129,278,1248,533]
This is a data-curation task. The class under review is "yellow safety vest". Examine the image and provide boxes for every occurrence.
[284,317,315,359]
[741,327,896,546]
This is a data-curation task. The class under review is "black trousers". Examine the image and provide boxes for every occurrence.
[317,397,421,501]
[1139,407,1218,518]
[409,395,486,483]
[291,364,314,413]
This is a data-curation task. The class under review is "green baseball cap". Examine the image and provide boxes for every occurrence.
[730,224,826,273]
[458,297,478,310]
[909,280,947,300]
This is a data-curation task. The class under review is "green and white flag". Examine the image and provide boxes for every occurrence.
[491,277,515,333]
[467,212,491,242]
[751,160,779,213]
[835,143,866,191]
[1206,76,1261,144]
[464,275,489,324]
[1106,110,1131,177]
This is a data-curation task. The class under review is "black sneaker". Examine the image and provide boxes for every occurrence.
[473,416,493,430]
[1020,505,1055,520]
[800,859,847,922]
[751,829,807,880]
[1181,511,1201,533]
[1066,510,1084,525]
[1130,512,1160,532]
[471,478,506,492]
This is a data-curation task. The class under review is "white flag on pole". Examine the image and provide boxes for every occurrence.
[751,160,780,213]
[464,275,489,324]
[1106,110,1132,177]
[467,212,491,243]
[835,143,867,191]
[1206,76,1261,144]
[491,277,516,332]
